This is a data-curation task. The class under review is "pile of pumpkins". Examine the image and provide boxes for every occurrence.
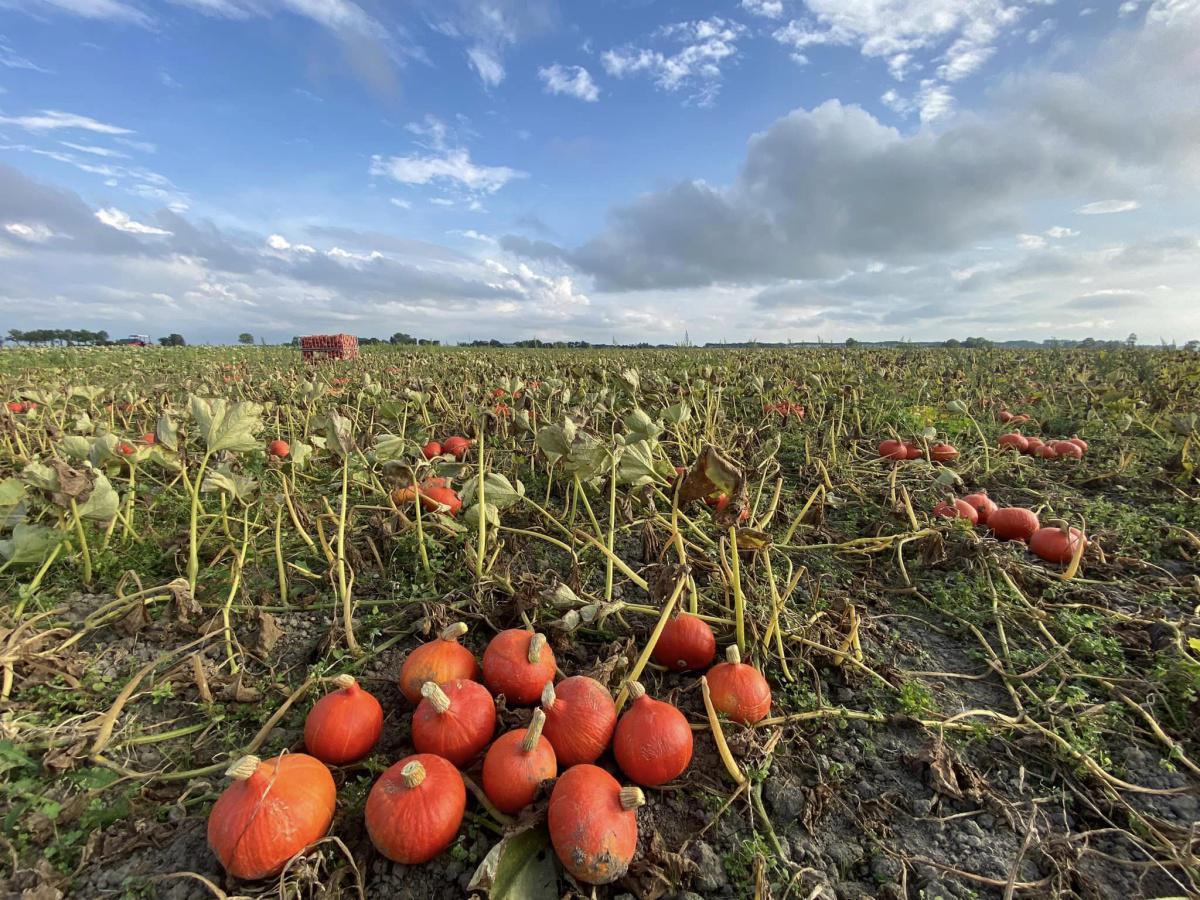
[206,619,772,886]
[877,437,960,462]
[932,491,1086,564]
[998,432,1087,461]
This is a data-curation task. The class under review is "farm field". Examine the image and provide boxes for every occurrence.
[2,345,1200,900]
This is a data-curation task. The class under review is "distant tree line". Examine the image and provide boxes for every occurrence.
[6,328,110,346]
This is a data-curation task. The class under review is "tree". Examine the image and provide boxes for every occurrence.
[237,333,254,345]
[844,337,858,347]
[389,332,416,345]
[159,333,186,347]
[1184,340,1199,353]
[1126,333,1138,348]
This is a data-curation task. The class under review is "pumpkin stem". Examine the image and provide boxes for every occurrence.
[331,673,356,690]
[225,755,261,781]
[522,708,547,752]
[726,644,742,665]
[440,622,468,642]
[619,786,646,811]
[421,681,452,714]
[540,680,556,709]
[627,680,646,701]
[527,632,547,664]
[401,760,426,788]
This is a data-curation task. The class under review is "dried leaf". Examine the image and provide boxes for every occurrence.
[254,610,283,655]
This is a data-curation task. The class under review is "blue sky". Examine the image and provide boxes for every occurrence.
[1,0,1198,344]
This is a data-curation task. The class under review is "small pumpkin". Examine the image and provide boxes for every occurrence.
[303,674,383,765]
[1034,443,1059,460]
[421,440,442,459]
[613,682,693,786]
[932,498,978,524]
[903,441,924,460]
[540,676,617,766]
[411,679,496,766]
[482,708,557,814]
[442,435,471,460]
[398,622,479,704]
[267,439,290,458]
[652,612,717,672]
[482,630,557,705]
[998,432,1029,453]
[705,645,772,724]
[930,442,959,463]
[548,764,644,885]
[1023,436,1045,455]
[207,753,336,881]
[878,439,906,460]
[988,507,1040,542]
[1050,440,1083,460]
[365,754,465,864]
[960,491,998,524]
[1067,435,1088,454]
[998,410,1014,423]
[1029,520,1086,564]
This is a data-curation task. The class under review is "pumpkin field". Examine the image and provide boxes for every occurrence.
[2,344,1200,900]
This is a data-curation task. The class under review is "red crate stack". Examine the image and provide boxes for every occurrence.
[299,334,359,362]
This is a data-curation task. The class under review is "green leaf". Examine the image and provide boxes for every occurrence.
[617,439,669,487]
[88,433,121,468]
[156,413,179,451]
[0,523,64,567]
[290,441,314,471]
[664,401,692,425]
[468,827,558,900]
[372,433,410,461]
[324,411,355,457]
[201,465,259,503]
[20,460,60,493]
[0,477,26,527]
[189,397,264,453]
[60,436,91,462]
[460,473,525,510]
[77,475,119,522]
[623,407,663,443]
[463,502,501,528]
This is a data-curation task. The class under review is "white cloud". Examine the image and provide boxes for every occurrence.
[59,142,130,158]
[451,229,496,243]
[389,198,412,209]
[159,70,181,88]
[267,234,291,250]
[95,208,172,236]
[0,40,50,72]
[1027,18,1055,43]
[538,63,599,101]
[370,149,525,194]
[1045,226,1079,238]
[6,0,152,27]
[741,0,783,19]
[1017,233,1047,249]
[0,109,133,134]
[467,45,505,87]
[4,222,56,242]
[916,79,953,122]
[1076,199,1141,215]
[602,17,745,105]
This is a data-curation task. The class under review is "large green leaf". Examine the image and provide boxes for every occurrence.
[156,413,179,451]
[460,473,525,510]
[20,460,59,493]
[77,474,119,522]
[372,433,409,461]
[201,466,259,503]
[189,397,264,453]
[324,411,355,457]
[617,439,671,486]
[60,435,92,462]
[468,827,558,900]
[623,407,663,443]
[0,524,64,567]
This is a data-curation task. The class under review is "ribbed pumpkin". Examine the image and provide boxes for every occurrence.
[998,432,1029,453]
[989,507,1040,542]
[933,498,978,524]
[482,630,556,705]
[411,679,495,766]
[421,440,442,460]
[878,439,907,460]
[705,646,772,724]
[1050,440,1083,460]
[548,765,644,885]
[1067,435,1089,454]
[303,674,383,765]
[442,435,471,460]
[398,622,479,704]
[652,613,717,671]
[540,676,617,766]
[482,708,558,814]
[365,754,465,864]
[613,682,693,786]
[961,491,998,525]
[1023,436,1045,455]
[930,442,959,463]
[903,441,924,460]
[1030,521,1086,564]
[207,753,336,880]
[1034,443,1059,460]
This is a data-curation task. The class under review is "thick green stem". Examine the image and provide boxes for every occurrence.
[336,453,360,655]
[186,450,212,592]
[69,498,92,588]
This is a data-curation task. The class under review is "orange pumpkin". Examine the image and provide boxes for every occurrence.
[1030,521,1086,564]
[613,682,693,786]
[482,708,558,814]
[878,439,906,460]
[652,612,716,672]
[442,435,471,460]
[540,676,617,766]
[998,432,1029,453]
[704,645,772,724]
[961,491,998,525]
[207,753,335,880]
[303,674,383,765]
[930,442,959,463]
[482,630,556,705]
[933,498,978,524]
[988,507,1040,542]
[398,622,479,704]
[548,764,644,885]
[411,679,495,767]
[365,754,465,864]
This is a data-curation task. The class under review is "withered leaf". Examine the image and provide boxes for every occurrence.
[117,600,151,636]
[254,610,284,655]
[166,578,202,624]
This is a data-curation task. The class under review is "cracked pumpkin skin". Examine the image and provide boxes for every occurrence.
[207,753,335,881]
[548,765,642,885]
